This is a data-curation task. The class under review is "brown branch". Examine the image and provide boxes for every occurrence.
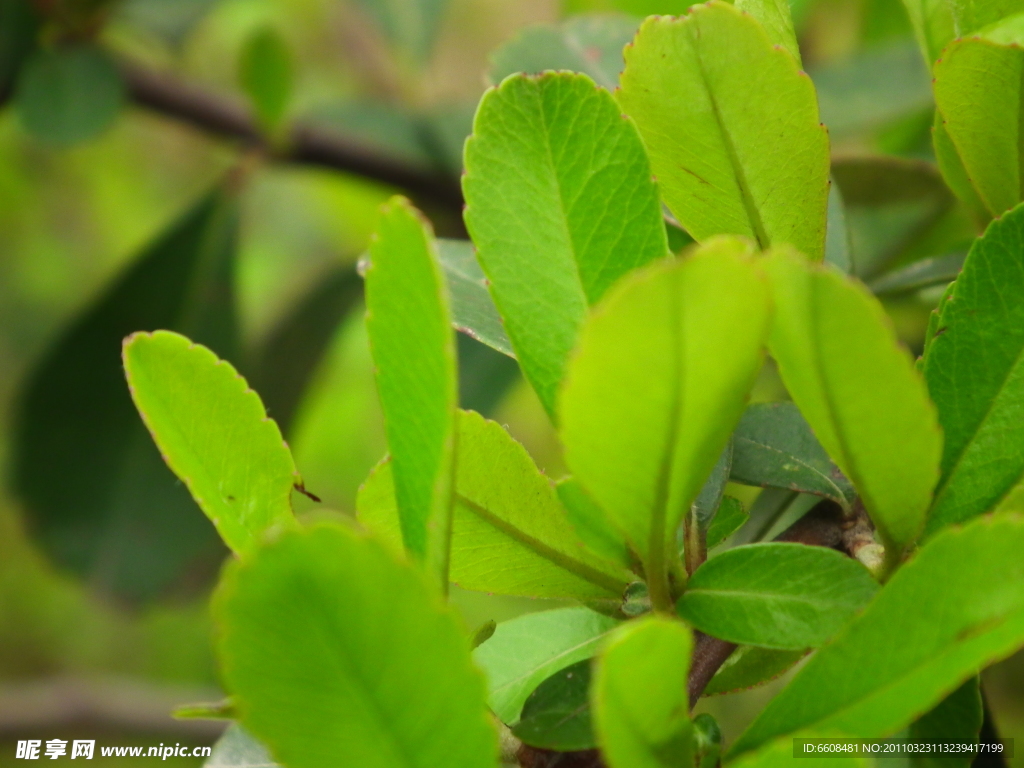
[119,63,465,215]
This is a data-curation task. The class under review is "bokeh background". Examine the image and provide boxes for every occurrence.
[0,0,1020,763]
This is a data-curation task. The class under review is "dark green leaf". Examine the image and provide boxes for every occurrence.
[923,203,1024,534]
[705,496,748,549]
[677,543,879,650]
[436,238,513,358]
[215,524,498,768]
[455,333,519,416]
[703,646,806,697]
[13,190,239,602]
[730,515,1024,756]
[825,180,853,274]
[355,0,449,63]
[488,15,639,89]
[239,26,293,134]
[693,442,733,530]
[16,44,125,147]
[868,253,964,296]
[910,678,982,768]
[0,0,40,92]
[730,402,856,507]
[512,659,595,751]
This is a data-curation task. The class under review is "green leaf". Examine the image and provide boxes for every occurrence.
[556,477,633,570]
[730,402,856,507]
[730,736,870,768]
[617,3,830,259]
[763,250,941,559]
[239,26,293,134]
[825,181,853,274]
[684,442,732,574]
[560,240,771,609]
[355,0,449,63]
[705,496,748,549]
[592,616,694,768]
[358,410,631,600]
[933,19,1024,219]
[13,190,239,602]
[867,253,964,296]
[609,0,690,13]
[215,523,497,768]
[123,331,298,556]
[436,239,513,357]
[949,0,1024,34]
[923,204,1024,534]
[15,44,125,147]
[488,15,639,89]
[909,678,982,768]
[365,196,458,583]
[463,71,668,417]
[729,514,1024,756]
[0,0,40,91]
[473,606,619,723]
[900,0,955,65]
[734,0,800,65]
[512,659,595,751]
[933,114,991,230]
[205,725,280,768]
[677,543,879,650]
[703,645,806,697]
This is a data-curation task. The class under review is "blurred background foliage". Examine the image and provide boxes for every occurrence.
[0,0,1020,763]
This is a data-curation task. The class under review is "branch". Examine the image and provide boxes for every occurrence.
[119,62,465,215]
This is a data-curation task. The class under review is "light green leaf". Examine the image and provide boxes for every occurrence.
[609,0,690,13]
[123,331,297,556]
[556,477,632,570]
[239,26,292,134]
[729,514,1024,756]
[949,0,1024,34]
[703,645,805,697]
[473,606,619,723]
[488,15,639,89]
[910,678,982,768]
[560,239,771,609]
[463,71,669,417]
[734,0,801,65]
[677,543,879,650]
[923,203,1024,534]
[511,659,595,750]
[763,250,941,559]
[729,736,870,768]
[15,44,124,146]
[365,197,458,584]
[933,18,1024,219]
[436,239,513,357]
[205,725,279,768]
[617,2,830,259]
[215,524,497,768]
[933,114,990,229]
[358,410,631,600]
[900,0,955,65]
[730,402,856,507]
[705,497,747,549]
[592,616,693,768]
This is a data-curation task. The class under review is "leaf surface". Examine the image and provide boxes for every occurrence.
[677,543,879,650]
[124,331,297,555]
[764,250,941,555]
[239,26,292,133]
[924,202,1024,534]
[560,240,771,606]
[463,71,668,417]
[365,197,458,582]
[705,497,748,549]
[436,239,513,357]
[512,659,595,751]
[616,3,830,259]
[703,646,805,697]
[909,678,982,768]
[730,515,1024,755]
[592,616,693,768]
[215,524,497,768]
[900,0,955,64]
[473,606,619,723]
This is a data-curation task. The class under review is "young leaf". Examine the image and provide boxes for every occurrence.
[239,26,293,134]
[215,523,498,768]
[365,196,458,585]
[463,71,668,417]
[512,659,596,751]
[616,3,830,259]
[473,606,619,723]
[933,19,1024,219]
[900,0,955,65]
[923,203,1024,534]
[729,514,1024,756]
[436,239,513,357]
[124,331,297,555]
[13,190,239,602]
[763,250,941,559]
[705,497,748,549]
[909,678,982,768]
[489,15,639,89]
[703,646,806,697]
[677,543,879,650]
[592,616,694,768]
[730,402,856,507]
[358,410,631,601]
[560,240,771,610]
[206,725,280,768]
[15,44,125,146]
